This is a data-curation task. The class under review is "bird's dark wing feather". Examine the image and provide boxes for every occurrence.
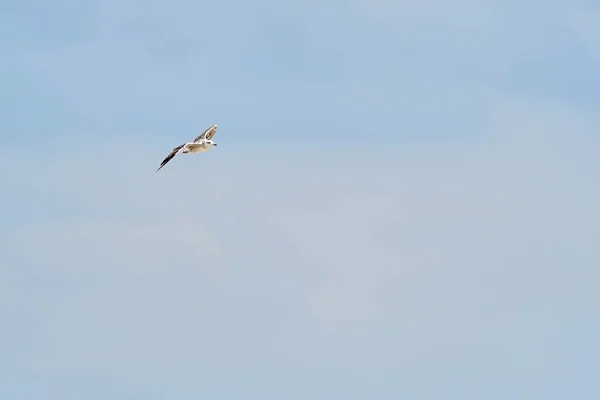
[156,144,184,172]
[193,124,218,142]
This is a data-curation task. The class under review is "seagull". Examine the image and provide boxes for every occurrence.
[156,124,218,172]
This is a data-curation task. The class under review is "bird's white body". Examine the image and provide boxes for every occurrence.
[180,141,213,154]
[156,124,218,171]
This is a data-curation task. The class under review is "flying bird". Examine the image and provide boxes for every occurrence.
[156,124,218,172]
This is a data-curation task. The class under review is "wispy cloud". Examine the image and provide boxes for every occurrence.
[2,91,598,393]
[2,0,600,398]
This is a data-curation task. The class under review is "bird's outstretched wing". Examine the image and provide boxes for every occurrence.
[193,124,218,142]
[156,144,184,172]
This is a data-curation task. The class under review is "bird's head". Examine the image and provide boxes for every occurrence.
[207,140,217,147]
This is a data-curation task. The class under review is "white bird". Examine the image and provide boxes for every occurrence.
[156,124,218,172]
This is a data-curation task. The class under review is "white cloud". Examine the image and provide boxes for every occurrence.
[263,91,600,328]
[2,91,599,385]
[267,191,419,326]
[2,1,600,396]
[8,217,226,276]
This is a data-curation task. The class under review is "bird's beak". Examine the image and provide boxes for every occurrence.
[214,143,218,146]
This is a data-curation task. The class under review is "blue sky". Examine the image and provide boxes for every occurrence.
[1,0,599,399]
